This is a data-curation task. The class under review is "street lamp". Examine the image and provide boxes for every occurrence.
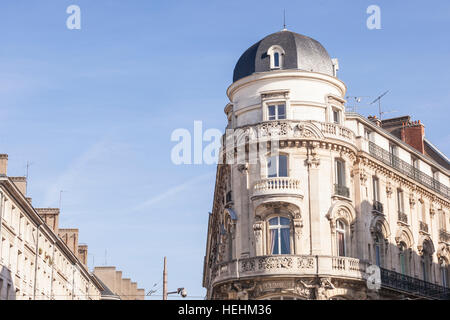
[167,287,187,298]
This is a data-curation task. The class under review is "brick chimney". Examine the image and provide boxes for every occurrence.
[400,120,425,154]
[78,244,88,266]
[0,154,8,176]
[58,229,79,256]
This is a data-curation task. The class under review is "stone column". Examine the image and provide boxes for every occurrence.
[306,143,321,255]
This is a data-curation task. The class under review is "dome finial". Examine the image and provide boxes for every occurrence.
[282,9,287,31]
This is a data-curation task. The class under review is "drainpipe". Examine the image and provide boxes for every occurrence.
[32,224,41,300]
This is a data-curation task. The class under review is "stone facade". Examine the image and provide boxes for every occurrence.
[0,155,103,300]
[203,30,450,300]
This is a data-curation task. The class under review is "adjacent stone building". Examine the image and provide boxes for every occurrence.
[93,266,145,300]
[203,29,450,300]
[0,154,104,300]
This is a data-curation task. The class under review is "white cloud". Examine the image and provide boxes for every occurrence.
[131,171,215,212]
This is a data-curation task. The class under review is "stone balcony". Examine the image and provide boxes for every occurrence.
[231,120,356,147]
[210,255,369,286]
[252,177,302,198]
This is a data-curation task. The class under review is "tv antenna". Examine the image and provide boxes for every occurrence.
[25,161,34,194]
[345,96,371,113]
[370,90,390,120]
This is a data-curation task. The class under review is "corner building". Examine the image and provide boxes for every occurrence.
[202,30,450,300]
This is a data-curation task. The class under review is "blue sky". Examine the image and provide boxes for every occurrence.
[0,0,449,299]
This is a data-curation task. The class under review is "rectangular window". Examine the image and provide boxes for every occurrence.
[268,104,286,120]
[432,169,439,189]
[364,129,373,141]
[335,159,345,186]
[440,211,447,231]
[375,245,381,267]
[433,170,439,181]
[389,144,398,167]
[372,177,380,202]
[267,155,288,178]
[400,253,406,275]
[333,109,340,124]
[337,232,346,257]
[411,156,419,170]
[397,189,404,213]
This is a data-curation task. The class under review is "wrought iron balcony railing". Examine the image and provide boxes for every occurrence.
[440,229,450,243]
[373,201,384,213]
[368,142,450,199]
[334,184,350,198]
[398,212,408,224]
[380,268,450,300]
[420,221,429,233]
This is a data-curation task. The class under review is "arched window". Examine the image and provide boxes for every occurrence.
[398,242,409,276]
[336,220,347,257]
[441,259,449,288]
[421,240,433,282]
[268,217,291,255]
[274,52,280,68]
[374,232,385,267]
[267,46,285,69]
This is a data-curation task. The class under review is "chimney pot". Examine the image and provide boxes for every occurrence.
[0,154,8,176]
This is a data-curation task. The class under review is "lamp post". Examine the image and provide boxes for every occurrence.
[162,257,187,300]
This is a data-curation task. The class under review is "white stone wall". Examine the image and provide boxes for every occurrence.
[0,185,101,300]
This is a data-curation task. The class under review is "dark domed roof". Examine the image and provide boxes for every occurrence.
[233,30,334,82]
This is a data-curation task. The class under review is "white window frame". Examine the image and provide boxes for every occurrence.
[267,154,288,178]
[268,216,291,255]
[267,103,286,121]
[336,220,347,257]
[335,159,346,186]
[372,177,380,202]
[267,45,285,69]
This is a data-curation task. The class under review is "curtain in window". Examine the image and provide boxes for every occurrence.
[277,105,286,119]
[270,229,278,255]
[280,228,290,254]
[279,155,288,177]
[337,232,345,257]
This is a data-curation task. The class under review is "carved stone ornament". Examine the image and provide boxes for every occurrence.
[386,182,393,198]
[253,221,264,240]
[409,194,416,209]
[293,218,303,238]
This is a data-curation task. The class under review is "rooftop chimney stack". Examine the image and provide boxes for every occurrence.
[0,154,8,176]
[368,115,382,127]
[36,208,60,234]
[400,120,425,154]
[10,176,27,195]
